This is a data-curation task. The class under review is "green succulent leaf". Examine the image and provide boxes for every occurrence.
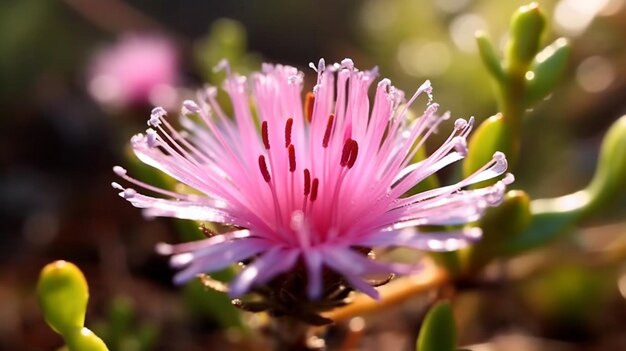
[505,2,546,72]
[417,301,457,351]
[464,190,531,271]
[37,261,89,336]
[65,327,110,351]
[463,114,515,184]
[525,38,571,106]
[585,115,626,216]
[503,115,626,255]
[475,32,505,83]
[500,206,579,256]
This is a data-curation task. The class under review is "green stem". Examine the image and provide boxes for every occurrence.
[498,65,527,169]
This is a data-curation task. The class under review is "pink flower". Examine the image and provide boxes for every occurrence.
[88,34,178,108]
[113,59,512,300]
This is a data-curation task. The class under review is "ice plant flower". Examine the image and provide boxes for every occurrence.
[113,59,512,301]
[88,34,178,108]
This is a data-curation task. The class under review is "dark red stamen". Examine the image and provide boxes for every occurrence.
[284,118,293,147]
[258,155,271,182]
[303,169,311,195]
[304,92,315,123]
[340,138,353,167]
[288,144,296,172]
[322,114,335,148]
[310,178,319,201]
[347,140,359,169]
[340,139,359,168]
[261,121,270,149]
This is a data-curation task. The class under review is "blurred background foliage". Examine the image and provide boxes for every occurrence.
[1,0,626,350]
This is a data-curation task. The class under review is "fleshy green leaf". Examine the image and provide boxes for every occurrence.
[463,190,531,271]
[416,301,457,351]
[525,38,571,106]
[503,115,626,255]
[475,32,505,83]
[463,114,515,184]
[505,2,546,72]
[37,260,89,336]
[584,115,626,215]
[500,207,578,256]
[65,327,109,351]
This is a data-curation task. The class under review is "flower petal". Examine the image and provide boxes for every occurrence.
[229,247,299,298]
[172,238,271,284]
[303,249,323,299]
[361,227,482,252]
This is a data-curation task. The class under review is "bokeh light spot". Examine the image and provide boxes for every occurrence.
[554,0,611,36]
[576,56,615,93]
[397,39,451,77]
[449,13,487,53]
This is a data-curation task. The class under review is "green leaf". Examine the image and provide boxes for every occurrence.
[503,115,626,256]
[463,114,515,184]
[463,190,531,272]
[500,207,578,256]
[416,301,457,351]
[37,261,89,336]
[525,38,570,106]
[65,328,109,351]
[505,3,546,72]
[475,32,505,83]
[585,115,626,216]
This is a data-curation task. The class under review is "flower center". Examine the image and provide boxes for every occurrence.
[256,114,362,246]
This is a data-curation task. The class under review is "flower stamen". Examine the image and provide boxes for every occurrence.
[305,92,315,123]
[288,144,296,172]
[258,155,271,182]
[310,178,319,202]
[303,169,311,196]
[340,138,358,168]
[322,114,335,148]
[285,118,293,147]
[262,121,270,150]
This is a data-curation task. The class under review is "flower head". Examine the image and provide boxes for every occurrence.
[88,34,179,108]
[113,59,512,303]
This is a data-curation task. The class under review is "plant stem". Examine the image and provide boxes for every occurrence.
[498,65,527,169]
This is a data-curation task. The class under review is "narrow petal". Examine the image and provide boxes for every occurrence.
[172,238,271,284]
[321,247,410,299]
[156,229,251,255]
[361,227,482,252]
[229,247,299,298]
[303,250,323,299]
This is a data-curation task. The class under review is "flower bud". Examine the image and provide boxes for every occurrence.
[37,261,88,336]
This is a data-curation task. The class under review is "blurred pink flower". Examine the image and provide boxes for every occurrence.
[113,59,513,300]
[88,34,178,108]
